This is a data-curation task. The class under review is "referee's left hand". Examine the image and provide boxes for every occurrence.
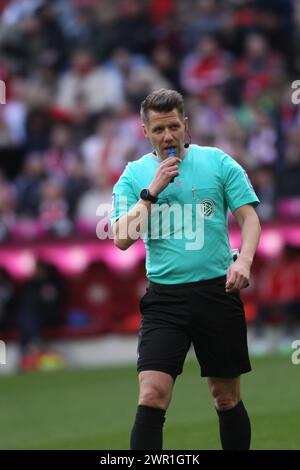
[225,257,250,293]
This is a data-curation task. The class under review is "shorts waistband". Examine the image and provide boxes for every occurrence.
[149,275,226,291]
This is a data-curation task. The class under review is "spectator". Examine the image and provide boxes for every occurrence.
[44,123,77,181]
[235,33,286,100]
[114,0,154,55]
[280,126,300,197]
[0,1,298,227]
[1,75,27,145]
[180,34,233,96]
[25,52,58,108]
[15,152,46,217]
[151,44,181,91]
[0,177,17,241]
[25,107,52,152]
[81,110,136,184]
[252,165,276,221]
[0,267,15,331]
[0,115,12,147]
[18,261,65,371]
[1,0,44,26]
[55,48,124,116]
[108,48,171,111]
[76,170,113,223]
[39,178,72,237]
[181,0,222,50]
[247,110,278,168]
[64,157,91,220]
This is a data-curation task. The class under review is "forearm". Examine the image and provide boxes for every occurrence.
[226,207,261,292]
[113,156,180,250]
[113,199,152,250]
[239,212,261,265]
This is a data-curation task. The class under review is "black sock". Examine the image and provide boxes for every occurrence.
[216,400,251,450]
[130,405,166,450]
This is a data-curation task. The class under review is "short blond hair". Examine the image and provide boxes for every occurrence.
[140,89,185,124]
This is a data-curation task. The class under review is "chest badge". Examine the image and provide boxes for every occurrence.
[199,199,215,219]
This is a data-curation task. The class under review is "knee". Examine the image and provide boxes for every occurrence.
[214,396,239,411]
[139,384,170,410]
[210,386,240,411]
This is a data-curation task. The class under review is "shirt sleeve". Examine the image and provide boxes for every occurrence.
[220,151,260,213]
[109,163,139,226]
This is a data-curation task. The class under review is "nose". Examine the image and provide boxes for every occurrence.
[163,129,173,142]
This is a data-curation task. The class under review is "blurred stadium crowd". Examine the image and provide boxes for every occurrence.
[1,0,300,369]
[0,0,300,241]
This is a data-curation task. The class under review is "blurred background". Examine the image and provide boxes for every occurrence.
[0,0,300,452]
[0,0,299,373]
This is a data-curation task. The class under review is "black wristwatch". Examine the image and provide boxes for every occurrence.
[140,188,158,203]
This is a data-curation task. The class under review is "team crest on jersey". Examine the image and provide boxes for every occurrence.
[199,198,215,218]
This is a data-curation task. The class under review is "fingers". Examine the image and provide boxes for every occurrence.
[166,169,179,177]
[159,157,181,181]
[161,157,182,167]
[163,165,179,176]
[225,271,236,292]
[226,268,249,293]
[226,276,249,293]
[152,157,182,193]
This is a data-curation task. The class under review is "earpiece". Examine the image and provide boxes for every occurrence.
[184,130,192,149]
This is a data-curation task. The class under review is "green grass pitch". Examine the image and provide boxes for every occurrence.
[0,355,299,449]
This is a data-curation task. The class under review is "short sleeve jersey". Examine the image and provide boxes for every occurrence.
[110,145,259,284]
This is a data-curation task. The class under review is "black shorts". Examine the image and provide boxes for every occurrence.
[137,276,251,381]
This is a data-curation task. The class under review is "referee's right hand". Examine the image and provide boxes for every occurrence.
[148,157,182,196]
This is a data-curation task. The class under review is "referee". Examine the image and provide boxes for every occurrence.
[110,89,261,450]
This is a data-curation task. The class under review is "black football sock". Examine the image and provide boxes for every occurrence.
[216,400,251,450]
[130,405,166,450]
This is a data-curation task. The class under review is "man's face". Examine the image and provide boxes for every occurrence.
[142,109,188,159]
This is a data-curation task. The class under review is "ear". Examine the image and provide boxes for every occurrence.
[184,116,189,132]
[142,124,149,139]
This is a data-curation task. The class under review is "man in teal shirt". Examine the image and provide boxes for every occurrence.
[111,89,261,450]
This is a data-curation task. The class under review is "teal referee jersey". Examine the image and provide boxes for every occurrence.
[110,145,259,284]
